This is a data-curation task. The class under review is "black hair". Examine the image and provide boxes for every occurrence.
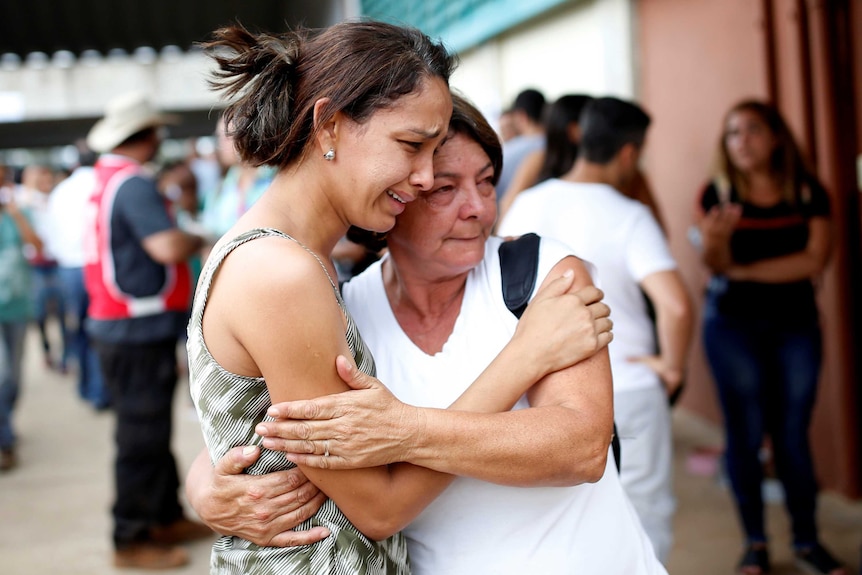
[578,97,651,164]
[537,94,593,182]
[511,88,546,123]
[118,126,158,149]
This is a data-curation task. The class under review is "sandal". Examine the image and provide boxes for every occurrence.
[737,544,770,574]
[795,544,846,575]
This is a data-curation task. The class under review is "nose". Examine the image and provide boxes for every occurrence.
[459,183,489,220]
[408,152,435,191]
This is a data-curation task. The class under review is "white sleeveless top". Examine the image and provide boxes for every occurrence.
[343,235,666,575]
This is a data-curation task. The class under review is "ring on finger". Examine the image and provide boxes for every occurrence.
[324,440,330,458]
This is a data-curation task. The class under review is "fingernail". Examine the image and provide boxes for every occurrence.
[256,424,268,436]
[242,446,256,457]
[563,269,574,278]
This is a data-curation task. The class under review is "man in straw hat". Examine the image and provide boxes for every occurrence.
[84,92,212,569]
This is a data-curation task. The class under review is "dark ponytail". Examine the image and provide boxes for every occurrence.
[202,20,456,170]
[203,25,303,167]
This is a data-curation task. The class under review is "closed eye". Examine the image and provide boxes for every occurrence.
[400,140,423,151]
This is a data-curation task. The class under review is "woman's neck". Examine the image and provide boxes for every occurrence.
[382,257,468,354]
[240,165,347,259]
[742,169,782,206]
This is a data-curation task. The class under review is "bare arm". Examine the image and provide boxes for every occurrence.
[3,200,43,251]
[265,256,614,486]
[208,239,601,540]
[185,446,330,546]
[697,202,741,273]
[725,217,832,283]
[633,269,694,396]
[141,228,204,264]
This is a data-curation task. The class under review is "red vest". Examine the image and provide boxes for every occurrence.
[84,154,191,320]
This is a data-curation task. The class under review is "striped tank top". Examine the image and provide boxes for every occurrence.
[187,228,410,574]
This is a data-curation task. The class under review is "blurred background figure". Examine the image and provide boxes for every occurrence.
[199,115,274,244]
[0,163,42,472]
[498,94,593,222]
[495,88,546,201]
[496,108,518,143]
[46,142,110,411]
[499,96,694,564]
[157,159,206,287]
[84,92,211,569]
[16,164,69,373]
[694,100,843,575]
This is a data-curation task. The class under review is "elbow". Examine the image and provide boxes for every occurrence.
[354,514,407,542]
[579,436,611,484]
[555,425,612,487]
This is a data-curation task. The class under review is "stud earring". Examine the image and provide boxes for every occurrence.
[323,148,335,161]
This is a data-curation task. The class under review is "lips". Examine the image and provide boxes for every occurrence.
[387,190,407,203]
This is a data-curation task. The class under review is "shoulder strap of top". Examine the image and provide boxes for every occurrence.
[191,228,343,330]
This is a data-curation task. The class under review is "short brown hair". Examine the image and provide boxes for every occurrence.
[447,91,503,186]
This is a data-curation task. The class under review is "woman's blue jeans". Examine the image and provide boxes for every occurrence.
[703,294,822,548]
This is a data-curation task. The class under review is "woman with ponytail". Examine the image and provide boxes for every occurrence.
[187,21,611,573]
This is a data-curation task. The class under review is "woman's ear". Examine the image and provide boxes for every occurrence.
[312,97,338,157]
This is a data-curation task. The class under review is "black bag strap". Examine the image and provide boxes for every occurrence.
[499,232,541,319]
[498,234,621,473]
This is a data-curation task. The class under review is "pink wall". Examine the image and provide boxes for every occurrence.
[637,0,861,496]
[637,0,768,424]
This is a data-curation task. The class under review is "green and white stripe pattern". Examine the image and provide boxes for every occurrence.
[188,228,410,574]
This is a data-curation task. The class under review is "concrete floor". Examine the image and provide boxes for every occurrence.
[1,326,860,574]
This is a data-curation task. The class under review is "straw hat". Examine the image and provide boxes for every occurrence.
[87,92,179,153]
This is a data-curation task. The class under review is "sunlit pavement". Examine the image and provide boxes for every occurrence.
[1,326,860,574]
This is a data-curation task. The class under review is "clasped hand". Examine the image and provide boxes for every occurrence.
[257,272,612,470]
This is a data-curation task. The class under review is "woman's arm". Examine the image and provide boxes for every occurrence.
[213,240,603,540]
[724,217,832,283]
[3,200,43,251]
[697,202,741,273]
[185,446,330,546]
[260,256,613,486]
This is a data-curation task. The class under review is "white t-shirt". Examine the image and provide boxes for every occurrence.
[497,180,677,394]
[343,236,665,575]
[46,166,96,268]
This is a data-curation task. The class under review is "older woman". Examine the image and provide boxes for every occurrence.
[188,93,666,574]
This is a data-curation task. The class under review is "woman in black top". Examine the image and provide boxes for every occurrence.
[695,100,843,575]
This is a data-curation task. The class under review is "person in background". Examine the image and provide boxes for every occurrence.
[46,143,111,410]
[0,164,42,472]
[496,108,518,143]
[199,114,275,243]
[157,159,207,287]
[498,93,667,234]
[17,164,68,372]
[498,94,593,223]
[498,97,694,564]
[694,100,844,575]
[495,88,546,201]
[84,91,212,569]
